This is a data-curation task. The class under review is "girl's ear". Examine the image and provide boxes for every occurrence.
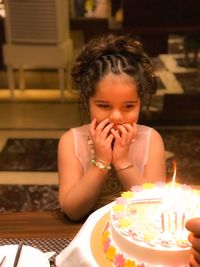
[79,101,90,124]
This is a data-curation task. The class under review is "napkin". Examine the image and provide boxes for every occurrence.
[0,245,55,267]
[55,203,112,267]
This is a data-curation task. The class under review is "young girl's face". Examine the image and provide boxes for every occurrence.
[89,72,140,126]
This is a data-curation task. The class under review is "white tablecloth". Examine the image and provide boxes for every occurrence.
[55,203,113,267]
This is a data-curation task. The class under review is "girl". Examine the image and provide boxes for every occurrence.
[58,34,166,221]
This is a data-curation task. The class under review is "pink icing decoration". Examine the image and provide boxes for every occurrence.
[155,182,165,188]
[116,198,127,204]
[131,185,142,192]
[113,213,125,220]
[104,238,111,253]
[131,182,165,192]
[129,208,137,215]
[114,253,125,267]
[181,184,192,191]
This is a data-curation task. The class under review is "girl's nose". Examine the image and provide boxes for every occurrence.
[109,109,123,123]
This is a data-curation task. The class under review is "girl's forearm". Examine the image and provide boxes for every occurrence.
[61,167,108,221]
[117,163,166,190]
[116,164,144,190]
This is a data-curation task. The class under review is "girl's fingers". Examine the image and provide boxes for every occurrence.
[89,118,97,136]
[121,123,137,136]
[95,119,114,141]
[90,118,112,140]
[111,128,121,139]
[105,133,115,145]
[102,122,114,137]
[96,119,110,131]
[116,124,136,142]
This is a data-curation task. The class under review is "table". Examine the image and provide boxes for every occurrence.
[0,207,111,266]
[0,211,82,239]
[0,211,83,267]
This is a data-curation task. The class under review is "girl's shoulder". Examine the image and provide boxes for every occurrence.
[71,124,90,135]
[59,124,90,145]
[58,129,73,148]
[137,124,153,134]
[137,124,162,140]
[60,124,89,137]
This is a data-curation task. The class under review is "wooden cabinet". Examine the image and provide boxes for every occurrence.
[122,0,200,55]
[0,17,5,68]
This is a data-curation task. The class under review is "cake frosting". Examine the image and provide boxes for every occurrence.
[101,182,200,267]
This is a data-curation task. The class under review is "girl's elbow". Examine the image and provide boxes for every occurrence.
[59,195,87,221]
[62,206,87,222]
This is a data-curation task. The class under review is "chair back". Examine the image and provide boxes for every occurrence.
[4,0,70,45]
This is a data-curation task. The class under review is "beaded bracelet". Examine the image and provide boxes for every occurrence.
[116,163,133,173]
[92,159,112,170]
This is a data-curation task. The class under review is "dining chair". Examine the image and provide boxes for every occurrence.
[2,0,74,101]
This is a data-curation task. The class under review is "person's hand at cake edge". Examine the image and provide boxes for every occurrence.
[186,217,200,266]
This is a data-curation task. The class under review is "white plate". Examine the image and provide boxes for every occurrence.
[0,245,50,267]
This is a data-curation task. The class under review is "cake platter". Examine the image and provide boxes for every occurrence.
[90,212,112,267]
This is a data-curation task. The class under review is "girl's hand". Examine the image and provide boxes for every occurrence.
[89,118,114,164]
[111,123,137,169]
[185,218,200,266]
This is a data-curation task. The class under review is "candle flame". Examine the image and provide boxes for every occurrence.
[171,161,177,189]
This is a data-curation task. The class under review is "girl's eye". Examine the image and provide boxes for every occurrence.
[97,103,110,109]
[123,104,134,110]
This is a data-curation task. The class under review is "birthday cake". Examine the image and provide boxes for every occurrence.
[101,183,200,266]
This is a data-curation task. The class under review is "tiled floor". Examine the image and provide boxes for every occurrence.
[0,126,199,212]
[0,130,63,185]
[0,102,82,185]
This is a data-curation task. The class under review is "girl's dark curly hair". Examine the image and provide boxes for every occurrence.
[71,34,157,113]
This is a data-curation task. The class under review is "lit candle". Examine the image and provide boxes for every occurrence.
[182,212,185,231]
[161,212,165,232]
[160,162,185,234]
[174,211,178,232]
[167,212,171,232]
